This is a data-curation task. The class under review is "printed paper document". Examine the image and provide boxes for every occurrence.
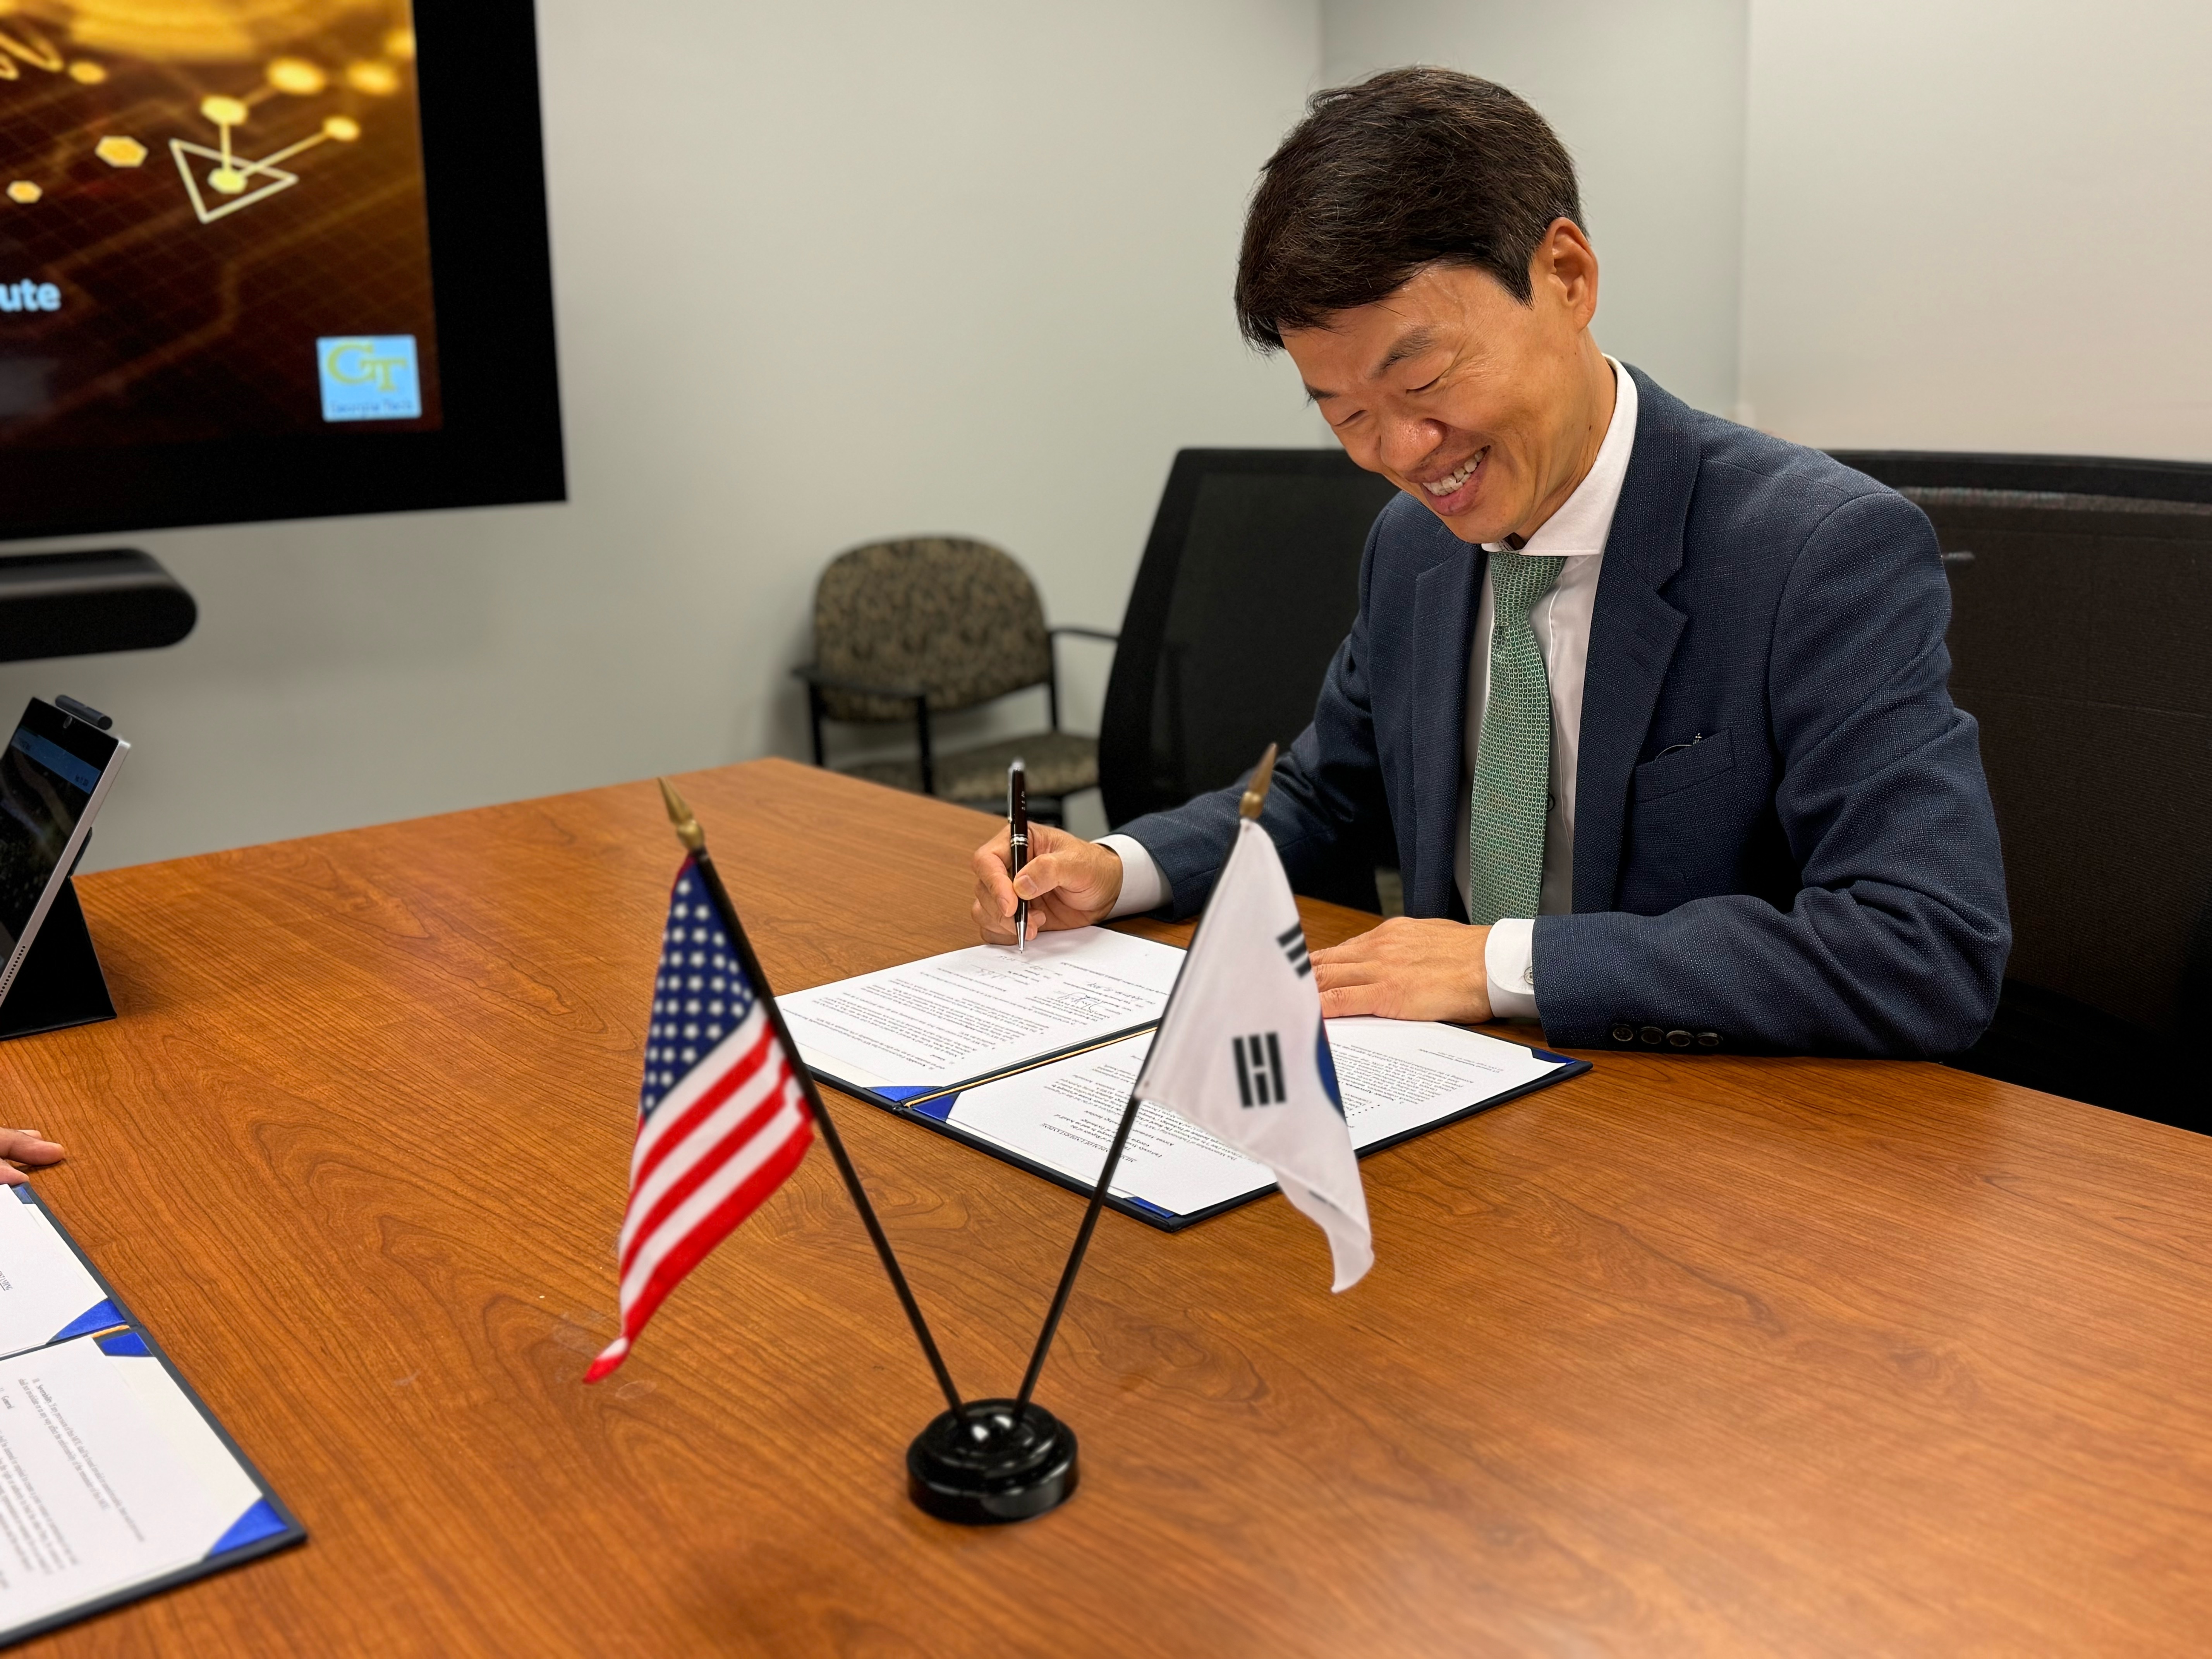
[0,1332,265,1639]
[780,927,1185,1097]
[944,1016,1565,1218]
[0,1190,111,1361]
[0,1187,300,1644]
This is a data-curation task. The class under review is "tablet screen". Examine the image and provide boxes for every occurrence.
[0,702,119,957]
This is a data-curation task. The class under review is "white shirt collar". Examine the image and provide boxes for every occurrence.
[1482,356,1637,558]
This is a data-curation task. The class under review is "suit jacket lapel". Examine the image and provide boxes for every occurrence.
[1575,368,1695,912]
[1408,542,1479,917]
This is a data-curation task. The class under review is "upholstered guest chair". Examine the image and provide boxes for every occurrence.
[793,537,1115,821]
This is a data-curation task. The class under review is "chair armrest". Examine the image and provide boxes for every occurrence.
[1042,628,1116,738]
[790,664,927,702]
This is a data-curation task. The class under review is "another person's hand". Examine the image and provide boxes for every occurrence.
[1310,919,1493,1023]
[0,1127,64,1187]
[970,823,1125,944]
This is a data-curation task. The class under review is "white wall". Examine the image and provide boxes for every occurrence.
[13,0,1323,871]
[1739,0,2212,457]
[1322,0,1750,417]
[30,2,2211,874]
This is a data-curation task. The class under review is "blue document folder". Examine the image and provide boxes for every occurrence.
[0,1185,305,1648]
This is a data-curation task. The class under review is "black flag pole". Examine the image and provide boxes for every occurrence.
[911,744,1278,1525]
[1012,742,1280,1417]
[1010,1085,1146,1412]
[657,780,963,1419]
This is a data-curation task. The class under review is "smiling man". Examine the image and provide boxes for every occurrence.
[969,68,2010,1057]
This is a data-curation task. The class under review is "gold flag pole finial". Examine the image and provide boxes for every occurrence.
[658,778,706,853]
[1238,743,1279,821]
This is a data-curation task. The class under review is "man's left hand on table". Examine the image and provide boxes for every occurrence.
[1310,918,1494,1024]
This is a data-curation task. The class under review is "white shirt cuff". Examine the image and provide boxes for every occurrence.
[1484,917,1539,1020]
[1097,834,1168,918]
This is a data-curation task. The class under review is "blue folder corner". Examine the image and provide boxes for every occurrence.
[93,1326,149,1357]
[207,1497,289,1558]
[53,1299,125,1344]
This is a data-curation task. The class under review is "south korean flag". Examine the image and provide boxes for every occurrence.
[1136,817,1373,1290]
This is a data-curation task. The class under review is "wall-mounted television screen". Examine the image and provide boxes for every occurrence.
[0,0,562,540]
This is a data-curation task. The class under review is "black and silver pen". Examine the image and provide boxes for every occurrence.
[1007,757,1028,954]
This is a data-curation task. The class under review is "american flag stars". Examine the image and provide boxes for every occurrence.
[642,874,756,1105]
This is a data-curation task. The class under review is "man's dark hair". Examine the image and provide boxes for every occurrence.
[1235,67,1582,350]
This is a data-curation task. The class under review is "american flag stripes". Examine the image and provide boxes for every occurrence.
[585,859,813,1381]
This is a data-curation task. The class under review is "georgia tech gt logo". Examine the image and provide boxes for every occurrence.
[325,339,407,391]
[316,334,422,421]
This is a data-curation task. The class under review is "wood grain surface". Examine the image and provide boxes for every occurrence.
[3,757,2207,1656]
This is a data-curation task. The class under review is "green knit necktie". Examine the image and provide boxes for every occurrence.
[1467,551,1561,926]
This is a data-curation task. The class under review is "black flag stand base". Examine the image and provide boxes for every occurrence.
[911,1079,1146,1527]
[907,1399,1078,1525]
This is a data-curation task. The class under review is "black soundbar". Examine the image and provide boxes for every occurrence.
[0,549,196,663]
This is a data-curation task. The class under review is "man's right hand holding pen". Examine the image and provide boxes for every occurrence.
[966,820,1496,1024]
[969,824,1126,945]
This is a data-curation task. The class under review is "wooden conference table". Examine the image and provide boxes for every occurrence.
[5,758,2208,1655]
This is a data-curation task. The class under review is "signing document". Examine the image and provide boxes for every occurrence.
[936,1017,1583,1226]
[0,1188,302,1646]
[780,926,1185,1104]
[0,1180,118,1359]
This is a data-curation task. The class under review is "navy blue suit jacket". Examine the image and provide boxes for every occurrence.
[1116,368,2011,1056]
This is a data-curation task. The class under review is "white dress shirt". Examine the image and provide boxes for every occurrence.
[1102,358,1637,1026]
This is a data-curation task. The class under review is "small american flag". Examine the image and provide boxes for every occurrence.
[586,859,813,1381]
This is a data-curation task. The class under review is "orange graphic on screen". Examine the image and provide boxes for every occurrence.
[0,1,438,444]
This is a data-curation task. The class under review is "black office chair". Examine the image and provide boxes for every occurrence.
[1099,449,1400,910]
[1835,450,2212,1132]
